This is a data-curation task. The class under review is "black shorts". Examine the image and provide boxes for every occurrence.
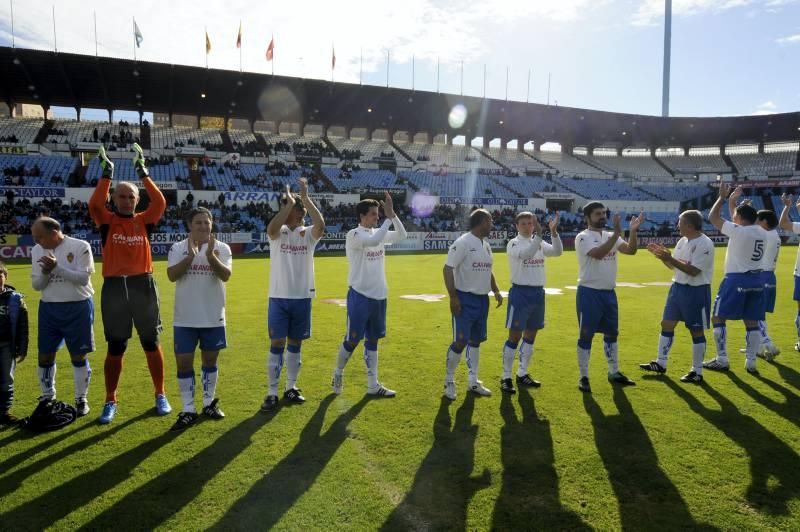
[101,274,162,344]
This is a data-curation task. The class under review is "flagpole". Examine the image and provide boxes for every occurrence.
[52,5,57,53]
[460,60,464,96]
[238,20,242,72]
[436,56,440,93]
[526,68,531,103]
[505,66,509,101]
[359,48,363,85]
[10,0,15,48]
[385,49,390,87]
[483,64,486,98]
[205,26,208,69]
[547,72,551,105]
[132,17,137,61]
[412,55,415,91]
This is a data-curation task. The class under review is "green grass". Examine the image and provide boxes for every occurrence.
[1,249,800,530]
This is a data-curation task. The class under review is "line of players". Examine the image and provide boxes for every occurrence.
[7,166,800,430]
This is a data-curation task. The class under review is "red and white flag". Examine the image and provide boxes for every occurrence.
[266,35,274,61]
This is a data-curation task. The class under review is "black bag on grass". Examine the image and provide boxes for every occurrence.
[19,399,77,432]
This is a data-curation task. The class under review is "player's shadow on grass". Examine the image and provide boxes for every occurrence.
[772,360,800,391]
[665,377,800,516]
[0,417,96,475]
[583,387,714,530]
[491,388,590,530]
[76,410,277,530]
[0,425,178,529]
[381,394,490,531]
[211,394,369,530]
[0,412,148,499]
[723,371,800,429]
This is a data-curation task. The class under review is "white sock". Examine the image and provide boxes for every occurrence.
[692,339,706,375]
[285,347,301,391]
[577,344,590,379]
[177,372,196,413]
[72,360,91,401]
[604,339,619,374]
[745,328,761,369]
[657,332,673,368]
[502,341,517,380]
[201,366,218,407]
[713,325,728,362]
[518,339,534,378]
[364,347,378,389]
[445,346,462,382]
[758,320,773,348]
[38,363,56,400]
[335,343,353,375]
[465,345,480,383]
[267,348,284,396]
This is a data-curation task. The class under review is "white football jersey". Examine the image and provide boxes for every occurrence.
[168,239,232,328]
[346,217,407,300]
[762,229,780,273]
[31,236,95,302]
[575,229,624,290]
[792,223,800,276]
[671,234,714,286]
[720,221,768,274]
[268,225,320,299]
[446,232,493,295]
[506,235,562,287]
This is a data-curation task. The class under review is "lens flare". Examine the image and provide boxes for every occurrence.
[448,104,467,129]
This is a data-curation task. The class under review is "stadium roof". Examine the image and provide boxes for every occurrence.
[2,46,799,148]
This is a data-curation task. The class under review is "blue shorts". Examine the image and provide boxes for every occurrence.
[453,290,489,344]
[794,276,800,302]
[38,299,95,355]
[713,273,765,321]
[174,326,227,353]
[576,286,618,337]
[268,298,312,340]
[345,288,386,343]
[762,271,776,313]
[506,285,545,331]
[663,283,711,330]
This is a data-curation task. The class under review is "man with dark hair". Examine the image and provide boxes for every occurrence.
[30,217,95,415]
[442,208,503,400]
[703,182,768,375]
[332,192,407,397]
[89,144,171,424]
[640,210,715,383]
[0,261,29,425]
[499,211,561,393]
[166,207,232,431]
[262,178,324,411]
[574,202,644,392]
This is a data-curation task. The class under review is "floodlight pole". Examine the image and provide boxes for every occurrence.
[662,0,672,117]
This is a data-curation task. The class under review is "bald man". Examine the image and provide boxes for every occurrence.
[89,144,170,424]
[30,217,95,416]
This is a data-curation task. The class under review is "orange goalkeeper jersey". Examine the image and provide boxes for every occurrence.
[88,177,166,278]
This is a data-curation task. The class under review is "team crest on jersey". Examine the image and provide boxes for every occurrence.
[67,253,74,263]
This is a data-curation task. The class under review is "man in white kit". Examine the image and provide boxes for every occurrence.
[703,182,768,375]
[262,178,324,411]
[574,202,644,393]
[166,207,232,431]
[639,210,714,383]
[778,193,800,352]
[442,208,504,400]
[499,211,561,394]
[332,193,407,397]
[30,217,96,416]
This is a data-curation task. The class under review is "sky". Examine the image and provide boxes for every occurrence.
[1,0,799,123]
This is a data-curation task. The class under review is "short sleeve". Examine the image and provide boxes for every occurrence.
[615,236,625,250]
[218,243,233,269]
[78,242,95,273]
[792,222,800,235]
[445,240,467,268]
[305,227,321,245]
[167,242,184,267]
[721,220,736,237]
[574,234,592,257]
[691,240,714,273]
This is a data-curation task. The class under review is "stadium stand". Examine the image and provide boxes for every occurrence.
[396,142,501,171]
[580,151,673,179]
[657,151,731,175]
[85,157,189,186]
[0,154,78,186]
[0,117,45,145]
[321,167,399,192]
[634,183,711,202]
[400,170,516,198]
[728,146,799,178]
[533,149,609,178]
[151,126,224,151]
[480,147,550,173]
[45,119,140,149]
[556,177,656,200]
[327,136,397,162]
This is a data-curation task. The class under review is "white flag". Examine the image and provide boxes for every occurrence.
[134,19,143,48]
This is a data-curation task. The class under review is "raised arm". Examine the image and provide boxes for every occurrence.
[89,147,114,226]
[381,192,408,243]
[618,212,644,255]
[709,182,729,231]
[299,178,325,241]
[728,185,743,221]
[350,219,392,248]
[586,214,622,259]
[267,185,296,240]
[647,243,702,276]
[543,214,563,257]
[779,193,795,232]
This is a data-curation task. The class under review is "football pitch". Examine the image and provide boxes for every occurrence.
[1,249,800,530]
